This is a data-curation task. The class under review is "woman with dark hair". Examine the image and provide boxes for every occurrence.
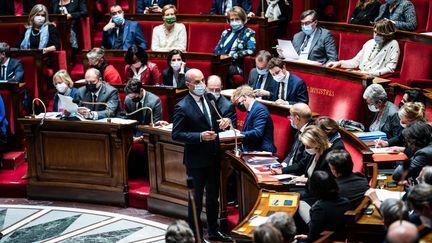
[393,121,432,181]
[315,116,345,150]
[162,49,189,88]
[295,171,351,242]
[399,89,426,108]
[349,0,381,26]
[124,45,162,85]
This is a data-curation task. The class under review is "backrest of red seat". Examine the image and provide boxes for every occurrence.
[333,0,349,22]
[119,92,126,111]
[292,0,305,20]
[251,0,259,13]
[290,71,365,121]
[398,42,432,85]
[139,21,162,50]
[345,0,357,22]
[411,0,429,32]
[428,1,432,31]
[105,57,126,82]
[0,24,25,47]
[177,0,213,14]
[78,17,92,50]
[159,95,169,121]
[342,140,364,173]
[338,32,371,60]
[18,56,39,99]
[426,105,432,122]
[332,32,340,53]
[270,114,293,160]
[187,23,227,53]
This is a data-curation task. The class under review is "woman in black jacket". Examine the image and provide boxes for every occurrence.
[349,0,381,26]
[162,49,189,89]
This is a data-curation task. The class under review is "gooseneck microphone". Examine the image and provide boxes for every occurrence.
[31,98,47,125]
[125,106,154,127]
[210,100,240,156]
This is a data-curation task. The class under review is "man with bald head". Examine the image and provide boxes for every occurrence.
[386,220,418,243]
[282,102,313,166]
[172,69,233,242]
[76,68,121,119]
[206,75,237,128]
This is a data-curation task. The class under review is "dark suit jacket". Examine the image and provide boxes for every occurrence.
[172,93,222,169]
[282,147,334,176]
[51,0,88,20]
[3,58,24,82]
[125,90,162,136]
[76,81,121,119]
[282,122,313,165]
[162,67,190,89]
[292,27,338,64]
[210,0,252,14]
[52,88,78,112]
[309,197,351,242]
[271,73,309,104]
[337,173,369,209]
[393,142,432,181]
[375,0,417,31]
[349,2,381,26]
[216,95,237,129]
[102,20,148,50]
[371,101,403,140]
[248,68,275,101]
[136,0,176,14]
[241,101,276,153]
[0,0,35,15]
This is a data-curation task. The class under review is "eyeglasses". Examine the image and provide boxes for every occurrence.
[300,20,316,26]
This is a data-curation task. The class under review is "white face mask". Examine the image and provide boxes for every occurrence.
[272,72,285,82]
[210,92,221,100]
[305,148,317,155]
[368,104,380,112]
[420,215,432,228]
[171,61,181,71]
[56,82,69,94]
[400,121,408,128]
[34,16,46,26]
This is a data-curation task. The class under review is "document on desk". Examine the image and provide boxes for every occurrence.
[248,215,268,227]
[218,129,244,139]
[96,118,137,124]
[58,94,78,113]
[375,189,405,201]
[35,112,62,119]
[278,39,299,61]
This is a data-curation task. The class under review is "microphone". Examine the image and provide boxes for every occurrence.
[210,100,240,157]
[125,106,154,127]
[187,177,202,243]
[79,101,112,122]
[31,98,47,125]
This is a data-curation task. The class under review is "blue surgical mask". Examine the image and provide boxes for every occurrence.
[256,68,268,75]
[374,35,384,44]
[230,20,244,31]
[301,25,314,36]
[290,118,298,129]
[193,83,205,96]
[112,15,124,25]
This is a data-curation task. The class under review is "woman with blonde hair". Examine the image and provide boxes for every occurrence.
[151,5,187,52]
[327,19,399,77]
[51,69,78,112]
[349,0,381,26]
[19,4,59,54]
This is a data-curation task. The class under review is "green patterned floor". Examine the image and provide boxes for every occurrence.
[0,205,167,243]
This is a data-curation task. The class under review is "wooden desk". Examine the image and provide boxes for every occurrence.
[19,118,136,206]
[231,190,299,241]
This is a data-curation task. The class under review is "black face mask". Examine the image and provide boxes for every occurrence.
[131,96,141,102]
[237,102,247,112]
[86,83,98,93]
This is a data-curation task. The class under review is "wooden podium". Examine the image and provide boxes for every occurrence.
[19,118,136,206]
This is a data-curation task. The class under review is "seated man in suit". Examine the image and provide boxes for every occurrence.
[210,0,253,16]
[136,0,176,14]
[248,50,275,101]
[102,5,148,50]
[282,102,312,166]
[232,85,276,153]
[124,78,168,143]
[0,42,24,82]
[206,75,237,128]
[267,57,309,105]
[76,68,121,120]
[290,10,337,64]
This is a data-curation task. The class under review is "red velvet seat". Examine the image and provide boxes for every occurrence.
[345,0,357,22]
[411,0,429,32]
[342,140,364,173]
[427,1,432,32]
[139,21,162,50]
[187,23,227,53]
[0,24,25,46]
[270,114,293,160]
[177,0,213,14]
[338,33,371,60]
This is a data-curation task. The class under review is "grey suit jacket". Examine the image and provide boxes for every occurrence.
[125,90,162,126]
[292,27,338,64]
[248,68,275,100]
[76,81,121,119]
[393,142,432,181]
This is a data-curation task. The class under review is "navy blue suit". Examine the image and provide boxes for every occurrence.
[241,101,276,153]
[210,0,252,14]
[102,20,148,50]
[172,92,223,237]
[271,73,309,104]
[2,58,24,82]
[136,0,176,14]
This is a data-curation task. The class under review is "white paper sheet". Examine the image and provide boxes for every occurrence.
[278,39,299,60]
[58,94,79,113]
[248,216,269,226]
[218,129,244,139]
[375,189,405,201]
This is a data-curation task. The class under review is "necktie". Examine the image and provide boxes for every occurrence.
[279,82,286,100]
[299,35,311,54]
[200,97,211,127]
[92,94,97,111]
[255,74,264,90]
[1,65,6,81]
[137,101,144,124]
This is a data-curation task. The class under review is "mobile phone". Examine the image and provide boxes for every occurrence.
[387,181,398,188]
[362,208,374,215]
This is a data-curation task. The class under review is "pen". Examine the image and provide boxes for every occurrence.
[375,136,382,148]
[272,45,279,49]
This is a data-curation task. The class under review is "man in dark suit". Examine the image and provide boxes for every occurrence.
[136,0,176,14]
[248,50,275,101]
[267,57,309,105]
[0,42,24,82]
[291,10,337,64]
[102,5,148,50]
[232,85,276,153]
[282,102,312,166]
[76,68,121,120]
[210,0,252,15]
[172,69,232,242]
[206,75,237,128]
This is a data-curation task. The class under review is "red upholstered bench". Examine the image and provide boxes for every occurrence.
[177,0,213,14]
[188,23,227,53]
[1,151,26,170]
[0,23,25,46]
[411,0,429,32]
[338,33,371,60]
[428,1,432,32]
[139,21,162,50]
